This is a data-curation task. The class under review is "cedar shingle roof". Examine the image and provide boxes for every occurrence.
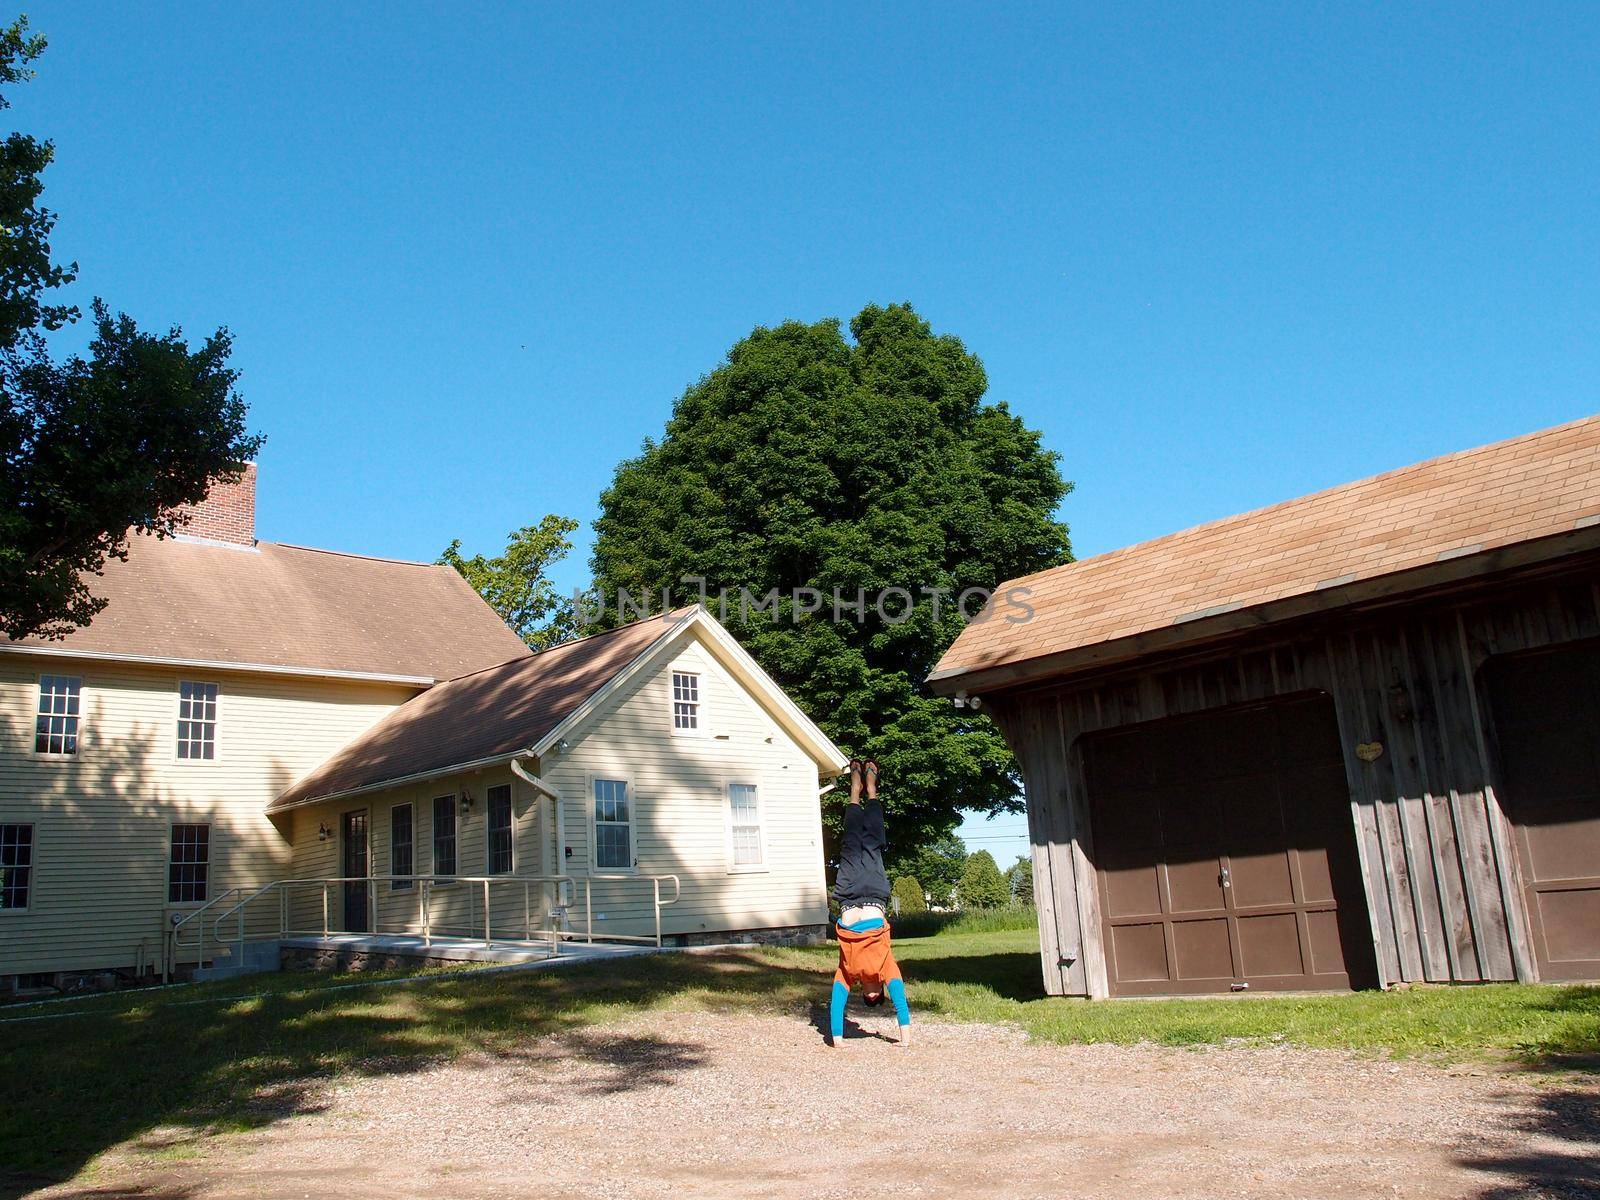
[271,612,686,809]
[6,534,532,682]
[932,414,1600,687]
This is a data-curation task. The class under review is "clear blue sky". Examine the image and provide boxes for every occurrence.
[19,4,1599,863]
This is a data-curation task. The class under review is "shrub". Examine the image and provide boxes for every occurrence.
[891,875,927,915]
[958,849,1009,908]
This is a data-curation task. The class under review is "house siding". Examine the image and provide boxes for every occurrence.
[548,637,830,939]
[282,631,831,942]
[283,768,553,940]
[0,652,413,977]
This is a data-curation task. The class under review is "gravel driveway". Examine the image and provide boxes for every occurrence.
[40,1010,1600,1200]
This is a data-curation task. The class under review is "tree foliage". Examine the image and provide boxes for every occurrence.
[902,833,967,908]
[590,303,1071,852]
[0,19,262,640]
[0,17,74,351]
[958,849,1009,909]
[891,875,927,916]
[1006,855,1035,905]
[439,515,579,650]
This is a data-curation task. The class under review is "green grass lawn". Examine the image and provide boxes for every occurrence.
[1,911,1595,1193]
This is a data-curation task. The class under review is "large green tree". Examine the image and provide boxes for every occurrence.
[439,515,580,650]
[0,18,262,640]
[590,303,1071,851]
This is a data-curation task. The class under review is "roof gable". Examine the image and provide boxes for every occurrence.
[933,414,1600,689]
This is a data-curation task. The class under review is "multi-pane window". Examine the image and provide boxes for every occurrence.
[593,778,631,869]
[0,824,33,910]
[432,795,457,879]
[486,784,513,874]
[728,783,763,868]
[177,681,219,760]
[390,803,414,890]
[168,824,209,903]
[671,671,700,731]
[35,675,81,755]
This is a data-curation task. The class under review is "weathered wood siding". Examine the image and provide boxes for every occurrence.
[992,572,1600,997]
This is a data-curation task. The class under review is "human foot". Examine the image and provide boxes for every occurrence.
[848,759,863,803]
[863,759,878,800]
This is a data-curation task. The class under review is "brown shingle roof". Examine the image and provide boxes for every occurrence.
[6,534,532,682]
[932,414,1600,687]
[271,612,686,809]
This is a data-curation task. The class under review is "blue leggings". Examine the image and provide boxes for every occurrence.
[830,976,909,1039]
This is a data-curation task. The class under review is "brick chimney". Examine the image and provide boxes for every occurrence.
[174,463,257,546]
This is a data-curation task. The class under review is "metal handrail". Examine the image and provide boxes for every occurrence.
[212,875,576,963]
[201,871,683,967]
[165,886,248,981]
[580,873,682,947]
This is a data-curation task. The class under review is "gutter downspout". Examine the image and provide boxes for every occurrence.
[511,756,568,905]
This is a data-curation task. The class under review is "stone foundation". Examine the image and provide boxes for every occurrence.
[281,946,480,973]
[669,923,829,948]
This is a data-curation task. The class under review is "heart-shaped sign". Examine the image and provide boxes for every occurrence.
[1355,741,1384,763]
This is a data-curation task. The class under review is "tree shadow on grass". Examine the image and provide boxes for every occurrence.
[900,951,1048,1003]
[0,949,827,1198]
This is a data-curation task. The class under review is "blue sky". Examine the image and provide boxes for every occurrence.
[18,4,1599,863]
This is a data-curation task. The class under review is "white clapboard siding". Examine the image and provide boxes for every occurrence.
[283,628,831,942]
[545,635,830,938]
[0,653,414,975]
[283,769,553,939]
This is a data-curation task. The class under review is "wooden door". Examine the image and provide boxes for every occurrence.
[1486,642,1600,981]
[341,809,369,934]
[1085,695,1374,995]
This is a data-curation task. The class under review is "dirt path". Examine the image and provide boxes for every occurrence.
[41,1011,1600,1200]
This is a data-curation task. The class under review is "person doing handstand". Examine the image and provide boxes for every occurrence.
[828,758,910,1047]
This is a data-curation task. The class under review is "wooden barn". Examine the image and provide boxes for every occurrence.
[930,415,1600,998]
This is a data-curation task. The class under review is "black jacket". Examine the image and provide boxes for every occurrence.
[832,799,890,907]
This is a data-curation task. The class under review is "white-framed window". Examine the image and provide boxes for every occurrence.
[671,670,700,732]
[35,675,81,755]
[177,681,219,760]
[168,824,209,904]
[0,823,34,911]
[432,795,457,879]
[486,784,513,874]
[592,778,632,870]
[390,803,414,891]
[727,782,764,870]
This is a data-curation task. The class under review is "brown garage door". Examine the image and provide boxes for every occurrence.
[1486,642,1600,982]
[1084,694,1375,996]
